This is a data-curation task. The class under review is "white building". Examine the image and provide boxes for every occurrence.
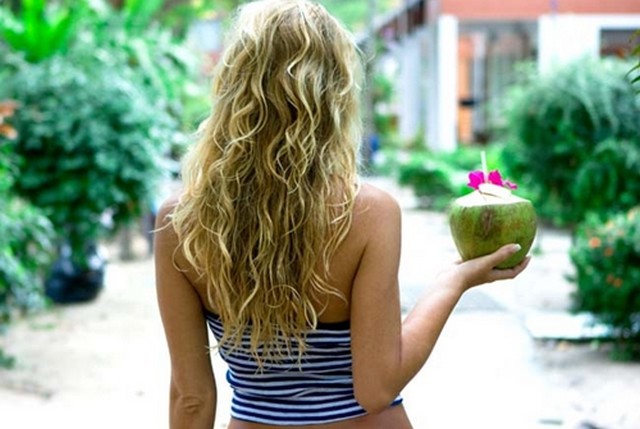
[375,0,640,151]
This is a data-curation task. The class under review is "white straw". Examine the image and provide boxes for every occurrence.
[481,150,488,182]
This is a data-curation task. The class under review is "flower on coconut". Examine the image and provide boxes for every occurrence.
[467,169,518,190]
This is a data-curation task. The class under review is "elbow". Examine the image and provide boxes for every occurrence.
[354,384,398,415]
[170,383,215,422]
[174,394,211,415]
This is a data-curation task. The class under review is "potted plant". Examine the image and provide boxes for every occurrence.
[2,55,178,303]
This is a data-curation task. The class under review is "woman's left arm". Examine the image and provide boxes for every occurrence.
[155,198,216,429]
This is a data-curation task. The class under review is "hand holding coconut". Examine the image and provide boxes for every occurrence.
[448,151,537,271]
[437,243,531,294]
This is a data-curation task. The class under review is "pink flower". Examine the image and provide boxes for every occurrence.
[467,171,485,189]
[488,170,503,187]
[467,169,518,190]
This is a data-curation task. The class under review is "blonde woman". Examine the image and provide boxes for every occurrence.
[154,1,530,428]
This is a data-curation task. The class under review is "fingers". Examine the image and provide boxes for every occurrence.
[469,243,522,270]
[487,255,531,283]
[451,244,531,289]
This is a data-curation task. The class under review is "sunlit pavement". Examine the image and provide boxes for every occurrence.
[1,176,639,429]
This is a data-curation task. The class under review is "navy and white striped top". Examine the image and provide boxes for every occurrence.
[204,310,402,426]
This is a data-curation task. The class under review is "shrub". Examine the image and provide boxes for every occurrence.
[0,182,55,324]
[1,55,177,267]
[391,144,507,210]
[0,101,55,368]
[77,4,204,139]
[572,139,640,216]
[397,154,458,210]
[501,58,640,227]
[569,207,640,359]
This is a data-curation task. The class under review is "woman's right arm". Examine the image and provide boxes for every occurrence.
[350,187,530,414]
[155,198,217,429]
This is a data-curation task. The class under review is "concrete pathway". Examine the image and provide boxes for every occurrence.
[1,177,639,429]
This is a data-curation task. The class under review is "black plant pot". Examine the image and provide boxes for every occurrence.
[45,243,106,304]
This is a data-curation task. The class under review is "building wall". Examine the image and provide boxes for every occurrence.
[397,32,425,141]
[441,0,640,19]
[538,14,640,71]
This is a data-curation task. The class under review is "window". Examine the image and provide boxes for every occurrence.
[600,29,639,58]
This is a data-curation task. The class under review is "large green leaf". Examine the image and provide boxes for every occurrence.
[0,0,84,62]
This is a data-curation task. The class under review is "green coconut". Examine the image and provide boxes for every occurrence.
[448,184,537,269]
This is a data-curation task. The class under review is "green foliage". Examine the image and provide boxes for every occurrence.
[159,0,220,38]
[0,0,201,270]
[397,152,458,210]
[119,0,165,33]
[501,58,640,228]
[570,208,640,358]
[1,0,205,139]
[373,72,397,146]
[0,0,86,62]
[0,110,55,343]
[74,0,205,137]
[572,139,640,216]
[391,145,507,210]
[2,56,176,267]
[0,186,55,323]
[0,348,16,369]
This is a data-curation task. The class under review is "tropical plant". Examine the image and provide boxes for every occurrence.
[501,58,640,228]
[570,208,640,360]
[77,0,205,145]
[2,56,177,268]
[1,0,205,138]
[0,0,86,62]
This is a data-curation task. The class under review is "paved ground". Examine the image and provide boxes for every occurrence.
[1,178,639,429]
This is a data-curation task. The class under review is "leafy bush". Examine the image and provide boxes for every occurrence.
[1,56,177,266]
[0,180,55,323]
[0,101,55,367]
[77,1,204,137]
[501,59,640,227]
[570,208,640,359]
[388,144,507,210]
[572,139,640,216]
[0,0,204,155]
[397,154,458,210]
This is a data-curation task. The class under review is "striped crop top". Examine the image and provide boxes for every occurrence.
[204,310,402,426]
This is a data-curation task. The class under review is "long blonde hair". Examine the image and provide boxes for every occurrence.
[171,0,363,361]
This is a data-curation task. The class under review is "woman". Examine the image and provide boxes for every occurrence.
[154,1,530,428]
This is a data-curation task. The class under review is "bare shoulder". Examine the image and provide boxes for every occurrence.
[154,191,182,230]
[153,190,184,247]
[354,181,402,224]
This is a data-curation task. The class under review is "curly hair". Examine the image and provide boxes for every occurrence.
[170,0,363,363]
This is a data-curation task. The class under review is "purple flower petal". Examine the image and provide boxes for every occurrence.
[467,171,485,189]
[488,170,504,187]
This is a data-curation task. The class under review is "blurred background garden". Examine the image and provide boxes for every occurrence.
[1,0,640,427]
